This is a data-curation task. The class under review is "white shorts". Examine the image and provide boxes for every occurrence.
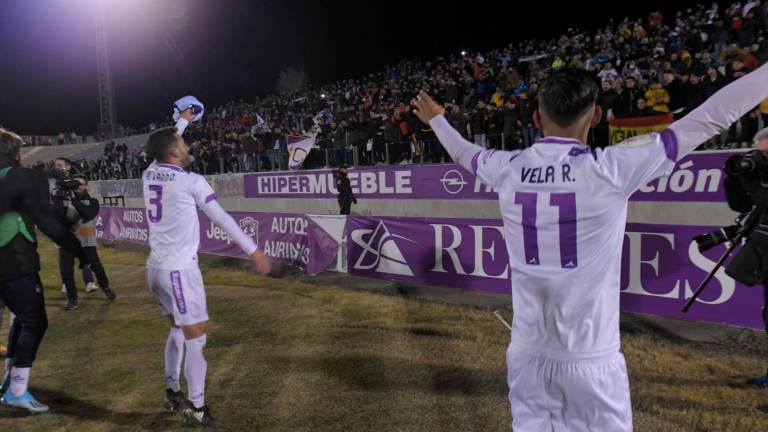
[506,345,632,432]
[146,267,209,327]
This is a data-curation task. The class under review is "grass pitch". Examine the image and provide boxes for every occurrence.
[0,238,766,431]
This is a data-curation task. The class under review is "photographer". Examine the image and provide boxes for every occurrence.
[50,158,95,292]
[721,127,768,386]
[0,128,88,413]
[51,175,116,310]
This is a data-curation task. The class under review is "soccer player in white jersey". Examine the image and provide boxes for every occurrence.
[413,63,768,430]
[142,110,271,427]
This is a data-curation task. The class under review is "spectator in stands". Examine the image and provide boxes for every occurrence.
[704,66,725,98]
[329,122,345,167]
[645,78,671,113]
[32,0,768,173]
[517,91,536,148]
[685,74,708,113]
[615,76,641,118]
[761,96,768,126]
[597,62,619,82]
[469,100,489,148]
[663,71,687,117]
[486,104,503,150]
[728,59,754,82]
[596,79,619,148]
[634,98,658,117]
[502,99,521,150]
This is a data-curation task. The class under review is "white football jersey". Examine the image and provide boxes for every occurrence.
[475,132,678,360]
[429,64,768,361]
[142,162,218,270]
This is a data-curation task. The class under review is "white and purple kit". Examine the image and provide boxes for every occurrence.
[429,63,768,431]
[142,160,257,326]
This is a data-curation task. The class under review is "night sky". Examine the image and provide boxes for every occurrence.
[0,0,705,134]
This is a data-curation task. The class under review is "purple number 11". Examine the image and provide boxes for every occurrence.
[514,192,577,269]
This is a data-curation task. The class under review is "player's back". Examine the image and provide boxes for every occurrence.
[486,134,674,360]
[142,162,207,270]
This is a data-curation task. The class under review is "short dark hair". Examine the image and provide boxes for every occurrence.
[0,128,24,158]
[145,127,180,162]
[55,157,72,166]
[72,174,88,185]
[537,68,599,128]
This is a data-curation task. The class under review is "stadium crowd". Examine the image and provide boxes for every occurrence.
[35,1,768,179]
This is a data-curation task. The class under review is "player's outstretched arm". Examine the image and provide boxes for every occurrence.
[200,199,272,275]
[670,62,768,159]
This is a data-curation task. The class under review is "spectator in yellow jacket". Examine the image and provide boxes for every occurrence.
[491,87,505,107]
[760,96,768,125]
[645,79,671,113]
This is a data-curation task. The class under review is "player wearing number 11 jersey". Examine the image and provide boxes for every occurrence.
[142,116,271,428]
[412,64,768,431]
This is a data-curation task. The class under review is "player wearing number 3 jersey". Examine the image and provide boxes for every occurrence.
[142,116,271,428]
[412,65,768,431]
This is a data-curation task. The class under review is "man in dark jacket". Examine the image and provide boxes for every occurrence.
[596,80,619,148]
[336,164,357,215]
[684,74,708,114]
[517,91,536,147]
[52,175,116,310]
[0,128,88,413]
[502,99,521,150]
[663,71,688,117]
[614,76,643,118]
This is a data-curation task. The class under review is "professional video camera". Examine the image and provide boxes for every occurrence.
[55,177,81,193]
[49,164,82,197]
[684,151,768,312]
[724,150,768,179]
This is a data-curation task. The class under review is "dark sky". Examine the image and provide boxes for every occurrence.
[0,0,704,135]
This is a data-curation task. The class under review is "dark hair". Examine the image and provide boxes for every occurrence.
[0,128,24,158]
[537,68,599,128]
[72,174,88,185]
[145,127,180,162]
[54,157,72,166]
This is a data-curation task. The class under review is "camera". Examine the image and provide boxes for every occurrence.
[725,150,768,179]
[56,178,81,191]
[693,224,740,252]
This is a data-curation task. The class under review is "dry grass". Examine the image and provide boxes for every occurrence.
[0,239,766,431]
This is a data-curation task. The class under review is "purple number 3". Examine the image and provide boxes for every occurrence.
[148,185,163,223]
[514,192,577,269]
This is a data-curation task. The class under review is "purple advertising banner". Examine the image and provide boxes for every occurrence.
[243,165,497,200]
[243,150,742,202]
[346,216,763,329]
[97,208,339,275]
[629,151,736,202]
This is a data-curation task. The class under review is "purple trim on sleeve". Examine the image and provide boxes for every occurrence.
[205,193,218,204]
[470,151,481,174]
[659,129,679,162]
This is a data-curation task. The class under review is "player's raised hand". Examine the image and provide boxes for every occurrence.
[412,91,445,124]
[250,250,272,276]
